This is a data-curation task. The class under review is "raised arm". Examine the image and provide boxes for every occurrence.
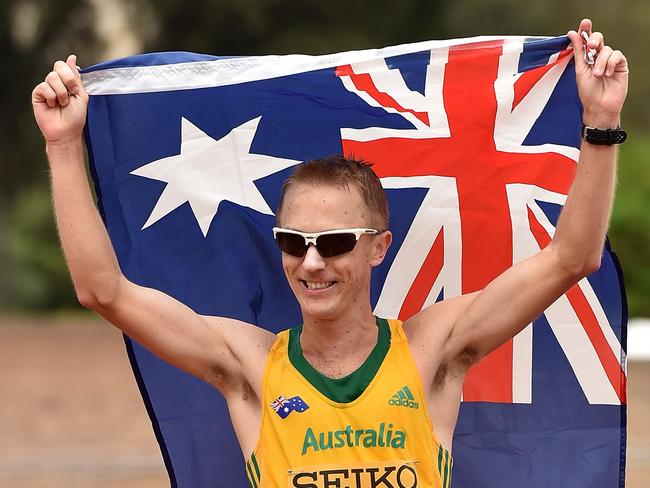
[32,55,273,392]
[408,20,628,371]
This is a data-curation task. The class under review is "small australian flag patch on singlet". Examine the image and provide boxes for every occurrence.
[270,395,310,419]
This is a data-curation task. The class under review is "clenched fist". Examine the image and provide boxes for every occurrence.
[32,54,89,146]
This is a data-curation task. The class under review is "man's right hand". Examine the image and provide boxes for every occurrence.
[32,54,88,146]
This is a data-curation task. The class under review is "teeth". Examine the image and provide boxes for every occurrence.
[305,281,334,290]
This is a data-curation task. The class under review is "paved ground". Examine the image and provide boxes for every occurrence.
[0,316,647,487]
[0,316,168,488]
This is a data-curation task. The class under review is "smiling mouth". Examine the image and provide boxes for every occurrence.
[301,280,336,291]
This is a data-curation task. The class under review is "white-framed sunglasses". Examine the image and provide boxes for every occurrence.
[272,227,383,258]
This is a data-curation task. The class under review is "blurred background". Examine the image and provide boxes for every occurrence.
[1,0,647,486]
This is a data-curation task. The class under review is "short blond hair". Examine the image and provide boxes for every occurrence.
[277,156,389,228]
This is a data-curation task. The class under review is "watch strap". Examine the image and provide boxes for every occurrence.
[582,125,627,145]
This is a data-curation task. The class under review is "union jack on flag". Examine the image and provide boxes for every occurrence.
[270,395,289,412]
[82,34,627,487]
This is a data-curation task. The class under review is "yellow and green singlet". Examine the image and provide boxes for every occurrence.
[246,317,453,488]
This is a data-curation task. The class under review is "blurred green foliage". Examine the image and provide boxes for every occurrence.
[1,0,103,311]
[7,186,77,308]
[611,135,650,317]
[2,0,648,315]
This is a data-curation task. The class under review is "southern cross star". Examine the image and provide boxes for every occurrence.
[131,116,300,236]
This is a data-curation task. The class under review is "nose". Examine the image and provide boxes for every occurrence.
[302,244,326,271]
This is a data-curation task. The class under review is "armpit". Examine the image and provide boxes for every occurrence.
[431,350,475,391]
[204,363,232,390]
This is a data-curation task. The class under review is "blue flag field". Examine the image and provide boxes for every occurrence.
[81,35,627,487]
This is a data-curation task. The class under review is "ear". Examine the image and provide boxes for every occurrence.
[369,230,392,267]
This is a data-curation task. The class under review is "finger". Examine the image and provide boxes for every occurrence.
[588,31,605,52]
[53,59,79,95]
[578,18,592,37]
[33,81,58,108]
[593,46,613,77]
[66,55,82,83]
[45,70,69,106]
[606,50,628,76]
[567,29,588,69]
[65,54,88,100]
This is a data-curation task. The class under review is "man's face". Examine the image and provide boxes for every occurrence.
[277,182,391,322]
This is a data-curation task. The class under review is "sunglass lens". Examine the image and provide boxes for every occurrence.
[276,232,307,257]
[316,233,357,257]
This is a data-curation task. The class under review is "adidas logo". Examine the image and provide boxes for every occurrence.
[388,385,419,409]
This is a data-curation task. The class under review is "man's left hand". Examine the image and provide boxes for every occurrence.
[568,18,628,128]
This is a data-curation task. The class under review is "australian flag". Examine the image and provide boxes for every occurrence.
[82,35,627,487]
[271,395,310,419]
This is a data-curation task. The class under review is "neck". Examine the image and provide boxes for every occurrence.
[299,307,378,375]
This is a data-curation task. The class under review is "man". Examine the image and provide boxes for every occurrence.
[32,19,627,487]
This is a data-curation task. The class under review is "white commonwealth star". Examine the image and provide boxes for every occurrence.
[131,116,300,236]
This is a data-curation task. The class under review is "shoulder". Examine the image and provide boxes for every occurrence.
[402,292,479,346]
[202,315,277,350]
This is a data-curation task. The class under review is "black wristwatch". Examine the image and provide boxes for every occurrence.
[582,125,627,145]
